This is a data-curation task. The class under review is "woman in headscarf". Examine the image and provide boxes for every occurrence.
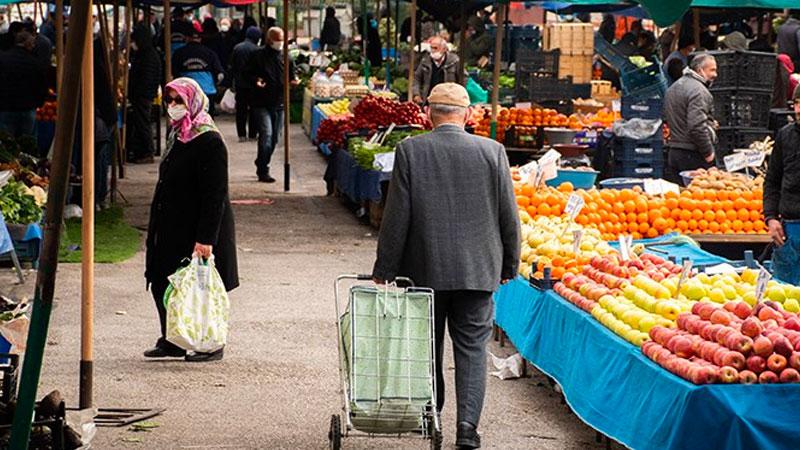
[144,78,238,362]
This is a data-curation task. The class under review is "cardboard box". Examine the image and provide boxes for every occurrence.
[543,23,594,56]
[559,54,593,84]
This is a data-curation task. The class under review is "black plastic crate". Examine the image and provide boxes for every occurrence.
[529,75,573,102]
[516,47,560,75]
[613,131,664,160]
[622,95,664,120]
[712,88,773,128]
[621,63,667,97]
[572,83,592,100]
[613,161,664,178]
[769,108,795,131]
[705,50,777,92]
[716,127,772,159]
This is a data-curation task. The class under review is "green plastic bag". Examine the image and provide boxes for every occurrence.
[165,255,230,353]
[466,77,488,105]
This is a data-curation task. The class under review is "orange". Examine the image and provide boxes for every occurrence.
[551,203,562,216]
[734,197,747,210]
[558,182,574,193]
[691,209,704,221]
[517,196,531,207]
[660,206,671,219]
[635,198,648,214]
[754,219,766,231]
[608,212,620,224]
[749,200,762,211]
[546,194,560,206]
[708,221,720,233]
[703,190,717,201]
[698,219,709,230]
[671,209,682,220]
[521,184,534,197]
[619,189,635,202]
[688,219,698,230]
[628,222,640,233]
[732,220,744,232]
[743,221,754,232]
[679,210,693,221]
[666,198,679,209]
[624,200,637,214]
[742,191,754,201]
[653,217,667,231]
[537,203,552,216]
[697,201,711,212]
[691,190,705,201]
[529,195,542,207]
[715,210,727,223]
[666,218,676,229]
[627,212,638,223]
[737,209,750,221]
[576,215,589,225]
[551,267,566,280]
[551,256,566,267]
[599,209,609,221]
[676,220,689,231]
[647,228,659,238]
[717,190,729,201]
[638,222,650,234]
[637,212,648,223]
[613,202,626,215]
[648,209,663,222]
[720,200,733,211]
[703,210,716,222]
[726,209,738,221]
[679,198,694,210]
[632,232,643,240]
[527,205,538,217]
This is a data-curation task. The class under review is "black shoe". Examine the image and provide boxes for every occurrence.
[456,422,481,449]
[185,348,224,362]
[258,174,276,183]
[143,344,186,358]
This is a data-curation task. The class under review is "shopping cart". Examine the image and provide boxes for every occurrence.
[329,274,442,449]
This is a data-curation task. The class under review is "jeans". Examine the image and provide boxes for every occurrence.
[235,88,258,139]
[127,96,154,159]
[772,224,800,285]
[434,290,494,428]
[253,107,284,177]
[0,110,36,139]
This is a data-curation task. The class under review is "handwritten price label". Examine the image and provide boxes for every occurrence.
[754,267,772,304]
[724,152,747,172]
[565,193,585,220]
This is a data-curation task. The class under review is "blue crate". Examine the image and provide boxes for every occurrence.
[614,132,664,162]
[599,178,646,190]
[545,169,599,189]
[622,95,663,120]
[613,161,663,178]
[621,64,667,97]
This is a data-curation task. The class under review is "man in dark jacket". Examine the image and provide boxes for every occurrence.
[463,16,493,67]
[662,53,718,184]
[172,28,224,114]
[127,23,162,163]
[229,26,261,141]
[244,26,296,182]
[373,83,520,450]
[319,6,341,51]
[777,15,800,69]
[412,36,465,104]
[0,31,47,139]
[763,86,800,285]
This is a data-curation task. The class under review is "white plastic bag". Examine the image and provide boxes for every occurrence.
[489,352,524,380]
[219,89,236,114]
[165,255,230,353]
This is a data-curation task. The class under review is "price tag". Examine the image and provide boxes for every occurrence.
[611,99,621,112]
[724,152,747,172]
[518,161,538,180]
[565,193,585,220]
[745,150,766,168]
[573,229,583,255]
[515,102,532,110]
[754,267,772,304]
[675,260,693,298]
[538,149,561,182]
[619,235,631,261]
[643,178,663,196]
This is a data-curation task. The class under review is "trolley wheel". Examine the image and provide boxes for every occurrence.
[328,414,342,450]
[429,429,443,450]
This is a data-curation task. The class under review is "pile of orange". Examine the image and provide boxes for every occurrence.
[513,180,767,240]
[473,106,569,143]
[565,108,620,130]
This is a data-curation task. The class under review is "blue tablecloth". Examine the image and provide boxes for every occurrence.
[0,213,12,255]
[609,233,728,267]
[335,149,390,203]
[310,105,327,144]
[495,277,800,450]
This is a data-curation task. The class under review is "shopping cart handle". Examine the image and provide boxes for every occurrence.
[356,274,373,280]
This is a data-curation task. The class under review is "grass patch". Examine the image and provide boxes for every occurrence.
[58,205,141,263]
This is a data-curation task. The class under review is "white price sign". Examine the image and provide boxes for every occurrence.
[724,152,747,172]
[618,235,633,261]
[754,267,772,304]
[643,178,663,196]
[573,229,583,255]
[518,161,538,181]
[675,260,693,299]
[745,150,766,168]
[565,193,585,220]
[538,149,561,182]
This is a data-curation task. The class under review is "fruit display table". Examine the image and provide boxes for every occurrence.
[689,234,772,262]
[334,148,390,204]
[607,233,729,268]
[495,277,800,450]
[310,105,327,144]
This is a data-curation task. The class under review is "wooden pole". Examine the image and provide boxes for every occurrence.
[111,1,120,201]
[692,8,700,49]
[164,0,172,82]
[80,0,95,411]
[490,3,506,140]
[119,0,132,177]
[385,0,391,86]
[56,0,64,91]
[394,0,399,59]
[283,0,290,192]
[458,2,467,85]
[408,0,416,101]
[9,0,91,444]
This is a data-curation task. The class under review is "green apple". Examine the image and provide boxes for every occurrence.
[709,288,726,303]
[638,315,657,333]
[785,298,800,313]
[767,286,787,303]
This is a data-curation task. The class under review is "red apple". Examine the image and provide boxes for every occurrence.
[739,370,759,384]
[691,302,705,316]
[740,317,764,338]
[785,317,800,332]
[718,366,739,383]
[768,354,788,372]
[759,307,782,322]
[710,310,733,326]
[747,355,767,374]
[725,333,754,354]
[723,302,738,314]
[713,347,729,366]
[716,327,736,346]
[780,367,800,383]
[732,302,753,320]
[673,337,694,359]
[774,337,794,358]
[721,351,746,370]
[753,336,774,358]
[697,303,717,321]
[790,352,800,371]
[759,370,779,384]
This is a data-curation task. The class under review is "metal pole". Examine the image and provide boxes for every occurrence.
[490,3,507,140]
[283,0,290,192]
[164,0,172,82]
[9,0,91,445]
[407,0,416,101]
[394,0,399,60]
[111,1,120,201]
[80,2,95,411]
[120,0,132,177]
[361,0,369,82]
[56,0,64,91]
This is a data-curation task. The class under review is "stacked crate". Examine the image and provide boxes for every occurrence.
[515,47,560,102]
[707,50,776,161]
[543,23,593,84]
[613,131,664,179]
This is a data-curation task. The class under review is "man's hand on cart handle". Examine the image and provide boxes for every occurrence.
[768,219,786,246]
[372,277,386,285]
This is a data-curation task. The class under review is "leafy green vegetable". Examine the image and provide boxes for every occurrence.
[0,180,42,225]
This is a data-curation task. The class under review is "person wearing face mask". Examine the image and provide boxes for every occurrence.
[372,83,519,450]
[144,77,238,362]
[127,23,162,164]
[412,36,465,105]
[244,26,297,183]
[172,27,225,116]
[662,53,719,184]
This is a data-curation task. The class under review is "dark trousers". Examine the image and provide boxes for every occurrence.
[434,290,494,428]
[235,88,258,139]
[253,106,284,177]
[665,147,712,185]
[127,96,154,159]
[149,277,183,351]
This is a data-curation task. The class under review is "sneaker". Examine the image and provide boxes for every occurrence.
[185,348,224,362]
[456,422,481,449]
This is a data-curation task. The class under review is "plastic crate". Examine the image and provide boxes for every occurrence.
[621,64,668,97]
[529,75,573,102]
[614,132,664,162]
[621,95,663,120]
[705,50,777,92]
[545,169,599,189]
[598,177,646,190]
[572,83,592,100]
[716,127,772,159]
[712,88,772,128]
[613,161,664,178]
[594,33,633,71]
[516,47,560,76]
[769,108,794,131]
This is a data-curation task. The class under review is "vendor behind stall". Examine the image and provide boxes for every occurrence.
[412,36,465,105]
[763,86,800,285]
[662,53,718,184]
[463,16,492,67]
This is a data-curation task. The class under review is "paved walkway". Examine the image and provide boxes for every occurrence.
[1,117,612,449]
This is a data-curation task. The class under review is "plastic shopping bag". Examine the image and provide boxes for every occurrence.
[220,89,236,114]
[164,255,230,353]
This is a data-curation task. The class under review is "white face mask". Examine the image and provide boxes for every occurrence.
[271,41,282,51]
[93,21,100,35]
[220,24,230,32]
[430,51,444,62]
[167,104,188,121]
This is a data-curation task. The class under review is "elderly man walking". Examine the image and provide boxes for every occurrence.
[372,83,520,449]
[412,36,464,105]
[662,53,718,183]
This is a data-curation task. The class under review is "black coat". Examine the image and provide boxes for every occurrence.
[0,47,48,111]
[129,23,162,100]
[244,47,296,109]
[145,131,239,291]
